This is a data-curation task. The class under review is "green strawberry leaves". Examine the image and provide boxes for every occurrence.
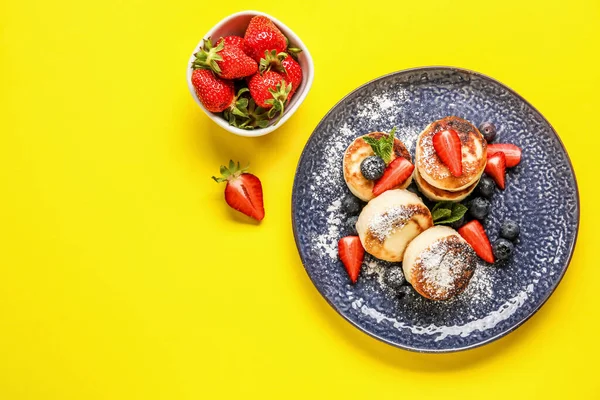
[192,37,225,74]
[223,88,270,130]
[362,127,397,164]
[432,202,468,225]
[212,160,249,183]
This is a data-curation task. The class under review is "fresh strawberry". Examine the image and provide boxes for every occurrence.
[191,69,235,112]
[192,38,257,80]
[243,16,288,62]
[487,143,522,168]
[485,152,507,189]
[433,129,462,177]
[281,56,303,97]
[458,220,495,263]
[259,51,303,98]
[338,236,364,283]
[220,35,244,49]
[372,157,415,196]
[248,70,292,121]
[212,161,264,221]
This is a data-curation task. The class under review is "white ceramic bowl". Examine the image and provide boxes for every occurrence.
[187,10,314,137]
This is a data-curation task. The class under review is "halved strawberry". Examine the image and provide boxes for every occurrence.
[433,129,462,177]
[485,152,507,189]
[338,236,364,283]
[487,143,522,168]
[458,220,495,263]
[212,161,265,221]
[372,157,415,197]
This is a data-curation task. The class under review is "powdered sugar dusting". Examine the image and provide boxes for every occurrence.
[368,207,412,241]
[314,200,342,260]
[418,131,442,176]
[417,239,475,298]
[356,92,408,123]
[363,260,386,287]
[310,123,355,260]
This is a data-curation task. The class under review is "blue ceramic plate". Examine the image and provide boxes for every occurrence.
[292,67,579,352]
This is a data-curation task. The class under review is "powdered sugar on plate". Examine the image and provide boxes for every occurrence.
[314,199,343,260]
[357,93,407,122]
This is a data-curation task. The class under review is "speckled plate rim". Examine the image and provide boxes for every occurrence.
[291,66,580,353]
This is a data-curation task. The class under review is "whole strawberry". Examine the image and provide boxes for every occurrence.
[213,160,265,221]
[248,71,292,120]
[281,56,303,97]
[243,16,287,62]
[191,69,235,112]
[259,51,303,98]
[221,35,244,49]
[193,37,257,80]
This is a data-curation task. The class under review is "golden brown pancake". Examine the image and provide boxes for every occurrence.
[403,226,477,301]
[416,116,487,192]
[413,164,478,202]
[356,189,432,262]
[343,132,412,202]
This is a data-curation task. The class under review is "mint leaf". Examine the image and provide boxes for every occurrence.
[451,203,468,218]
[361,128,396,163]
[379,142,393,162]
[434,202,469,225]
[432,208,451,221]
[432,201,452,213]
[362,136,380,147]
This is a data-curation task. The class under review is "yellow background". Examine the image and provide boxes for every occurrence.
[1,0,599,398]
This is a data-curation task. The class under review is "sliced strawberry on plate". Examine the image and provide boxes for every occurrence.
[458,220,495,263]
[372,157,415,197]
[433,129,463,177]
[212,161,265,221]
[338,236,364,283]
[487,143,522,168]
[485,152,507,189]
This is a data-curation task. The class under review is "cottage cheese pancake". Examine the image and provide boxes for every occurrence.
[356,189,432,262]
[415,116,487,192]
[403,226,477,301]
[343,132,412,201]
[413,164,478,202]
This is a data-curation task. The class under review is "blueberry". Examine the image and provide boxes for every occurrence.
[500,220,520,241]
[479,122,497,142]
[346,215,359,236]
[493,238,514,261]
[450,215,465,230]
[384,266,405,289]
[342,194,363,215]
[477,175,495,198]
[469,197,491,220]
[360,156,386,181]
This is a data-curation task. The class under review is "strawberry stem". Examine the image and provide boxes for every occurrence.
[212,160,249,183]
[259,50,288,74]
[192,38,225,74]
[265,80,292,124]
[223,90,270,130]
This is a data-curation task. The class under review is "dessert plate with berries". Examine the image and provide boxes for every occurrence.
[292,67,579,352]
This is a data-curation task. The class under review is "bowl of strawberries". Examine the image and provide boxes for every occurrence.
[187,10,314,137]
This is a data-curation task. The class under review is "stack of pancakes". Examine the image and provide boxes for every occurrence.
[414,116,487,202]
